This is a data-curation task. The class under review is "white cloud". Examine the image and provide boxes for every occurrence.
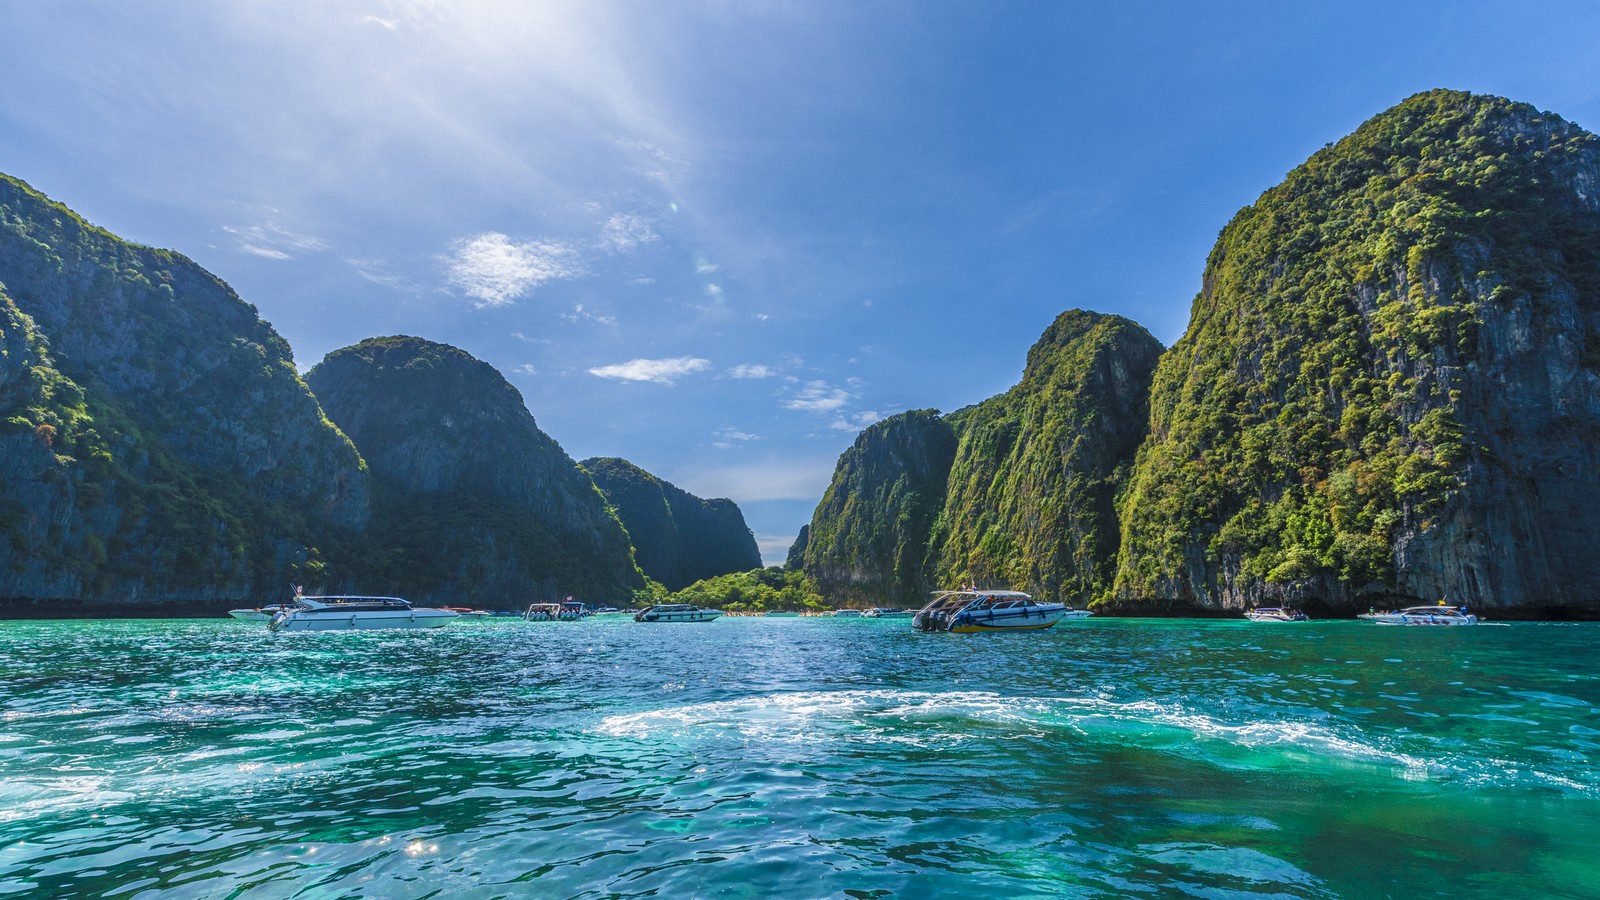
[588,356,710,384]
[704,283,724,298]
[727,364,774,379]
[755,313,770,321]
[830,410,881,431]
[696,261,719,274]
[561,304,619,326]
[225,222,328,260]
[784,380,851,413]
[600,213,659,253]
[446,232,583,308]
[361,15,399,30]
[713,426,761,447]
[239,244,291,260]
[512,363,538,375]
[625,276,656,286]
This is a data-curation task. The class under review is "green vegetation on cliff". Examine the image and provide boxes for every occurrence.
[582,457,761,592]
[0,174,367,605]
[798,311,1161,607]
[1115,90,1600,611]
[307,336,645,605]
[932,311,1162,603]
[799,409,957,607]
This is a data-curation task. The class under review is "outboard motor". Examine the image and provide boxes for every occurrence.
[268,610,290,632]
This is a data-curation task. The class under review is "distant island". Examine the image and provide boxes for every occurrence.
[4,89,1598,618]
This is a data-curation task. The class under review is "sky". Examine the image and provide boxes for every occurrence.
[4,2,1600,565]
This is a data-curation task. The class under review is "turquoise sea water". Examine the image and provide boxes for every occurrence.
[1,616,1597,899]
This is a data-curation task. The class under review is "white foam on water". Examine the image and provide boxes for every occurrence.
[592,688,1599,795]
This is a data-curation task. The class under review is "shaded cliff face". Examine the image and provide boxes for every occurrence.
[307,337,644,604]
[581,457,761,591]
[932,311,1162,602]
[1114,90,1600,615]
[0,175,369,608]
[800,409,958,607]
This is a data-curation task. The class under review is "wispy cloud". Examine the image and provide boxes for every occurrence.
[224,222,328,260]
[784,380,851,412]
[589,356,710,384]
[675,459,838,503]
[600,213,659,253]
[704,283,724,298]
[727,364,774,379]
[830,410,881,431]
[754,532,799,565]
[712,426,761,449]
[561,304,619,326]
[447,232,583,308]
[512,363,538,375]
[345,257,408,290]
[625,276,656,286]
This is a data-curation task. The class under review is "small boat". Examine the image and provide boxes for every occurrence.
[524,600,592,621]
[443,606,492,618]
[267,592,457,632]
[912,590,1089,633]
[634,604,721,623]
[862,607,913,618]
[1245,606,1309,622]
[1358,604,1480,626]
[228,604,294,622]
[763,610,800,617]
[831,609,864,618]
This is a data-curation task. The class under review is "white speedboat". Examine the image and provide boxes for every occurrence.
[831,609,865,618]
[228,604,294,622]
[1358,604,1480,626]
[912,590,1089,633]
[862,607,913,618]
[634,604,721,623]
[523,602,589,621]
[267,594,457,632]
[1245,606,1309,622]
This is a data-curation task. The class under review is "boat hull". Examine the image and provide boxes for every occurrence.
[272,610,457,631]
[947,605,1062,627]
[230,606,296,622]
[635,610,721,623]
[1358,613,1479,626]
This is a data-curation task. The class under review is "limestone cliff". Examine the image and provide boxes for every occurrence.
[799,409,958,607]
[0,174,368,610]
[931,311,1162,602]
[797,312,1160,607]
[307,337,645,604]
[1114,90,1600,616]
[581,457,761,591]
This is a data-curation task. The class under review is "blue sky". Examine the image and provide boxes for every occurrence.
[4,2,1600,565]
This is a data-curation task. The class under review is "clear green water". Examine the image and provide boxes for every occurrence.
[1,617,1597,899]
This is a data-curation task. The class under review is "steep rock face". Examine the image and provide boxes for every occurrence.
[784,524,809,570]
[800,410,958,607]
[581,457,761,591]
[307,337,644,604]
[0,175,369,608]
[931,311,1162,602]
[1114,90,1600,616]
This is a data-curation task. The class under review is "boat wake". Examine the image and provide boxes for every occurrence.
[595,689,1597,796]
